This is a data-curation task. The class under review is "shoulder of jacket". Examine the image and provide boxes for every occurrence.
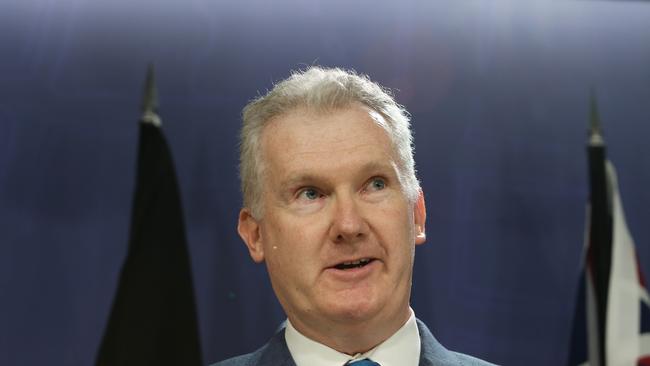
[210,352,258,366]
[451,351,498,366]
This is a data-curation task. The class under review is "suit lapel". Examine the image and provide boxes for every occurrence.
[417,318,457,366]
[257,328,297,366]
[261,319,457,366]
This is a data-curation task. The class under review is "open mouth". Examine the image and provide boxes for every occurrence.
[334,258,374,270]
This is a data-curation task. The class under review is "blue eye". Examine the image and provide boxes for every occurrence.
[368,177,386,191]
[299,188,320,200]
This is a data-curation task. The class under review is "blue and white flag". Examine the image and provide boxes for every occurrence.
[568,98,650,366]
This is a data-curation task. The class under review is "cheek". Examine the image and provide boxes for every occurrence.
[267,216,331,281]
[377,204,416,263]
[376,203,414,235]
[262,216,311,265]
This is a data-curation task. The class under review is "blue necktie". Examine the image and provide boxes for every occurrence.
[346,359,380,366]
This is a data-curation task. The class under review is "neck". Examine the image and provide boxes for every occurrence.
[288,306,411,355]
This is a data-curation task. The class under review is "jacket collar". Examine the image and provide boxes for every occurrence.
[257,318,455,366]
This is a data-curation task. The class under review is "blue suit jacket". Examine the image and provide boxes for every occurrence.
[212,319,495,366]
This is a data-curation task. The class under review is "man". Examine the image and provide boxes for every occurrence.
[215,67,494,366]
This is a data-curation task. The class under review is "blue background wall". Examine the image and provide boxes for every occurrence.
[1,0,649,365]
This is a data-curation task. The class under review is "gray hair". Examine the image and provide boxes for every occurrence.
[240,66,419,218]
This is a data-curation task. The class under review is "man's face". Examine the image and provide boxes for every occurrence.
[238,104,426,341]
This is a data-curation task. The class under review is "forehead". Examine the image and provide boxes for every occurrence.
[260,105,397,180]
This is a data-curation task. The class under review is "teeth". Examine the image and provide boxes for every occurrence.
[342,258,369,265]
[337,258,371,269]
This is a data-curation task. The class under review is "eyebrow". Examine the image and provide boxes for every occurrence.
[279,161,397,189]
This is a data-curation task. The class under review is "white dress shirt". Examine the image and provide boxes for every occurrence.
[284,308,421,366]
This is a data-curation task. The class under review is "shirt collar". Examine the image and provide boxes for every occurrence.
[284,308,420,366]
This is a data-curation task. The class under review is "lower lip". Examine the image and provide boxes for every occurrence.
[324,260,379,281]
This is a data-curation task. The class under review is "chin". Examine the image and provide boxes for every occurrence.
[321,295,384,323]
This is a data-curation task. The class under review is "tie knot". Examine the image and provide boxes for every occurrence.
[346,359,380,366]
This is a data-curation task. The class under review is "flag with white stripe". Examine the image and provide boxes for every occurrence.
[567,96,650,366]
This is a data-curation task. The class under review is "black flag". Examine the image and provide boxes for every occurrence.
[96,65,203,366]
[567,93,650,365]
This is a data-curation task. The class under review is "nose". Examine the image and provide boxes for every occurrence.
[329,193,369,244]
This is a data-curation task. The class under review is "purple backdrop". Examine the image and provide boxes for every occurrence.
[1,0,650,365]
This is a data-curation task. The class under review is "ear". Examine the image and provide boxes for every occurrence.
[413,189,427,245]
[237,208,265,263]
